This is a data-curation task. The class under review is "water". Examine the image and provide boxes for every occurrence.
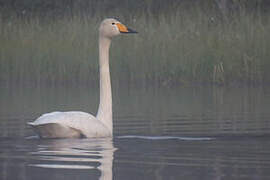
[1,85,270,180]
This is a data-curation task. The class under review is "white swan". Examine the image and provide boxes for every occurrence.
[28,18,137,138]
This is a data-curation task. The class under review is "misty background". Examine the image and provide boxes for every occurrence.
[0,0,270,87]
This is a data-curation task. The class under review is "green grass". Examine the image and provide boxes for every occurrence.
[0,7,270,87]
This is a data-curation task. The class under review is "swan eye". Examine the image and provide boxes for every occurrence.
[112,23,115,25]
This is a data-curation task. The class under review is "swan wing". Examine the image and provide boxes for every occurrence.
[28,111,111,138]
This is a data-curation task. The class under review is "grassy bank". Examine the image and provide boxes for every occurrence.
[0,5,270,87]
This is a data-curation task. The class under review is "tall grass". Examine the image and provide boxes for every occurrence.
[0,5,270,87]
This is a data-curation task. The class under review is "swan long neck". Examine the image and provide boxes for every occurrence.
[96,36,113,135]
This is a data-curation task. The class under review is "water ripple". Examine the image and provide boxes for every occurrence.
[117,135,214,140]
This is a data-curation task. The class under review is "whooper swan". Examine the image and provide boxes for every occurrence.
[28,18,137,138]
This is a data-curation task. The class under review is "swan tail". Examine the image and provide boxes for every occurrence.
[27,122,35,126]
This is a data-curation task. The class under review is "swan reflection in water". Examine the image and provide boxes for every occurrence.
[29,138,116,180]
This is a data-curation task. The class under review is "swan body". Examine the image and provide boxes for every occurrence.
[28,18,137,138]
[28,111,110,138]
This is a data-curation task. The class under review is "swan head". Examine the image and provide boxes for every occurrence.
[99,18,137,39]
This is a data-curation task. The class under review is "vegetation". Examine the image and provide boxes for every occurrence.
[0,0,270,87]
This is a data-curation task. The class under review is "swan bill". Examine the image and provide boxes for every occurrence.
[116,23,137,34]
[124,28,138,34]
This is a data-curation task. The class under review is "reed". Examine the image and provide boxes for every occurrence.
[0,4,269,87]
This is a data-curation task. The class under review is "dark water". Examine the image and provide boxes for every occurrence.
[1,85,270,180]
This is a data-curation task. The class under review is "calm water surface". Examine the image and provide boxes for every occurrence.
[1,85,270,180]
